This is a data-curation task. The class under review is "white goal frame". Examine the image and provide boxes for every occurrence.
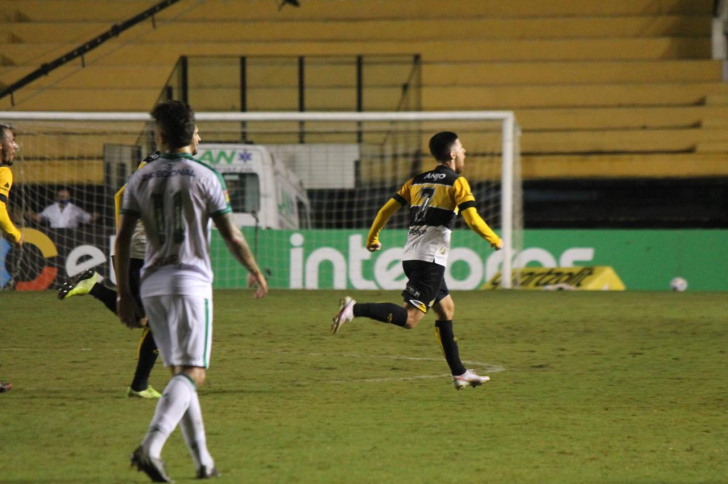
[0,110,521,289]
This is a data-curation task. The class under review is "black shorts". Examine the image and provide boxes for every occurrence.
[401,260,450,313]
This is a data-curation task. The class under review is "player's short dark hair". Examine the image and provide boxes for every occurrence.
[151,101,196,150]
[0,124,14,141]
[429,131,459,162]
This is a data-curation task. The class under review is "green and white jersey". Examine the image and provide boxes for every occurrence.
[121,152,231,297]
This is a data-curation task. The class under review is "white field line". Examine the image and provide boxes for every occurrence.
[329,374,451,383]
[1,349,505,388]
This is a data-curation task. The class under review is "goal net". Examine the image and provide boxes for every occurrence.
[0,112,522,291]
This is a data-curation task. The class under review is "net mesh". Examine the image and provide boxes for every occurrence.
[0,113,521,291]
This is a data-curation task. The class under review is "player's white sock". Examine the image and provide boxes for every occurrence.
[142,373,195,458]
[180,390,214,471]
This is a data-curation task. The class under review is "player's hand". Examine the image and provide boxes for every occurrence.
[248,271,268,299]
[118,292,144,329]
[494,239,504,250]
[367,242,382,252]
[16,233,24,247]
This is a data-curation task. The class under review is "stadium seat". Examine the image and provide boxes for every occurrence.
[0,0,724,178]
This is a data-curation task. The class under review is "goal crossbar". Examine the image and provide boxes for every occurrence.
[0,110,520,289]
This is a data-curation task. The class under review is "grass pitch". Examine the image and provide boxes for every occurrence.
[0,289,726,483]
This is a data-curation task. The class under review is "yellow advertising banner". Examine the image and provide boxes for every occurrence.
[483,266,626,291]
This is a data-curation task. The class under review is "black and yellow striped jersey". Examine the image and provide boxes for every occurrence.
[0,166,21,243]
[367,164,500,267]
[394,164,475,232]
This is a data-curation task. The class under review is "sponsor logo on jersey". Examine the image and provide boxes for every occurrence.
[404,285,421,298]
[423,172,446,181]
[408,226,428,237]
[141,168,196,182]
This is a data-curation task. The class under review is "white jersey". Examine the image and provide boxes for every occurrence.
[121,152,231,297]
[40,202,92,228]
[130,221,147,260]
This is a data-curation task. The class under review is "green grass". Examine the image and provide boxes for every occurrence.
[1,290,726,483]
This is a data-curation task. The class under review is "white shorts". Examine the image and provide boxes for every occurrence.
[142,294,213,369]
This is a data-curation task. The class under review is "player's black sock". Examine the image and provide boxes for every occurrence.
[435,320,467,376]
[130,327,159,392]
[89,283,117,314]
[353,303,408,327]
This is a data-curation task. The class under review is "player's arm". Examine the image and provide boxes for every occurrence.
[113,185,126,229]
[115,212,143,328]
[0,168,22,245]
[213,212,268,299]
[0,202,21,244]
[461,208,502,249]
[366,179,411,252]
[115,180,144,328]
[454,177,502,250]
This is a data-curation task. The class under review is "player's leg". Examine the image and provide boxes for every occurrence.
[132,295,216,480]
[432,294,466,376]
[58,269,117,313]
[127,327,162,399]
[129,294,176,483]
[0,381,12,393]
[331,260,436,333]
[174,365,219,478]
[174,297,217,477]
[432,289,489,390]
[127,258,161,399]
[331,261,445,333]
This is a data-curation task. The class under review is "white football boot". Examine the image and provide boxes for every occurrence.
[452,369,490,390]
[331,296,356,334]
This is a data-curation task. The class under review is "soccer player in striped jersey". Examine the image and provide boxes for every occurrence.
[332,131,503,390]
[116,101,267,482]
[0,123,21,394]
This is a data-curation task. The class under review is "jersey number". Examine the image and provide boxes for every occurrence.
[152,191,185,244]
[414,187,435,223]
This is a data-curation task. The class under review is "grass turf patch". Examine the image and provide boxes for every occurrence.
[1,289,726,483]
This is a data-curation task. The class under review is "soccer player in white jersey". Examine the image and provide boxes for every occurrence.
[115,101,268,482]
[332,131,503,390]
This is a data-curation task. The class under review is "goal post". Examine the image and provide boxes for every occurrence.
[0,111,521,291]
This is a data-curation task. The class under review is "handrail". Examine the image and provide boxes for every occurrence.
[0,0,181,105]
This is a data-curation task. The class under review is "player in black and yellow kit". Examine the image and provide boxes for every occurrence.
[332,131,503,390]
[58,151,164,398]
[0,123,22,393]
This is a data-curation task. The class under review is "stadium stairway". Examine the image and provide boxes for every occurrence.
[1,0,727,179]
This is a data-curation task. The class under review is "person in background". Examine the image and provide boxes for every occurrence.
[28,188,99,228]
